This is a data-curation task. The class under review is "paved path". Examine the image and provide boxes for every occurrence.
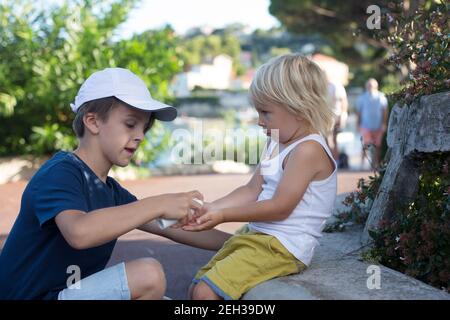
[0,171,371,299]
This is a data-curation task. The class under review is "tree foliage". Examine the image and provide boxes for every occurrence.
[268,0,441,89]
[376,1,449,103]
[178,30,244,75]
[269,0,390,58]
[0,0,182,160]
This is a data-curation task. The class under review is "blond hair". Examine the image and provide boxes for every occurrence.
[249,53,334,137]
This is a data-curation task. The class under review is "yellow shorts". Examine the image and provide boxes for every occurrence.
[193,225,307,300]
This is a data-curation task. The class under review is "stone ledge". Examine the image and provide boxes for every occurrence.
[243,194,450,300]
[243,225,450,300]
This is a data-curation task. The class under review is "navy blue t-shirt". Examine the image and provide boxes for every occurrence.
[0,151,137,300]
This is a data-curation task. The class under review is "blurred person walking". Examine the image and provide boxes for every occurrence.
[356,78,388,169]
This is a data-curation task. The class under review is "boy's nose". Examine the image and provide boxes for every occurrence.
[134,131,145,142]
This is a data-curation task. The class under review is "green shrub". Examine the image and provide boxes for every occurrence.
[29,124,77,155]
[353,1,450,292]
[366,152,450,292]
[378,1,449,103]
[0,0,181,162]
[324,171,383,233]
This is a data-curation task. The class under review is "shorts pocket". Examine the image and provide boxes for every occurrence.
[267,236,305,273]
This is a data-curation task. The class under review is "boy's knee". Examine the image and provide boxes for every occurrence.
[140,258,166,294]
[126,258,166,299]
[191,281,221,300]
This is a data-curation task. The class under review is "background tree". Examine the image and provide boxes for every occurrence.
[0,0,182,162]
[268,0,432,88]
[178,28,244,76]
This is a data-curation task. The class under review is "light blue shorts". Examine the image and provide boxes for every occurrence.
[58,262,131,300]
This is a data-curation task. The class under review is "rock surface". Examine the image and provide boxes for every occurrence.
[362,92,450,244]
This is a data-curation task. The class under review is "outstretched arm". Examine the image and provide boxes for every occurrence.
[209,165,264,210]
[184,141,326,231]
[138,221,231,251]
[137,166,263,249]
[55,191,203,250]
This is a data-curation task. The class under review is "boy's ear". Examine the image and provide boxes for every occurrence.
[83,112,100,135]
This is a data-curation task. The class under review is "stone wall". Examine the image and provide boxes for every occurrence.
[362,91,450,244]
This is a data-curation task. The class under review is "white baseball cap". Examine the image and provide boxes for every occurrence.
[70,67,177,121]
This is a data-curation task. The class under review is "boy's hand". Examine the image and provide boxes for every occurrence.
[160,191,203,221]
[181,208,224,232]
[171,201,212,229]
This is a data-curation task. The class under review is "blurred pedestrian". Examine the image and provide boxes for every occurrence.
[356,78,388,169]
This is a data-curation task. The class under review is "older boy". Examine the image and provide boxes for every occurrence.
[0,68,229,300]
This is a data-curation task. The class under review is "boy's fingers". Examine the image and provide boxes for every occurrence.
[193,211,203,218]
[189,198,203,210]
[171,217,187,228]
[196,214,211,225]
[188,190,204,201]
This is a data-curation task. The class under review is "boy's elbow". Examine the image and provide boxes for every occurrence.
[68,236,89,250]
[63,220,90,250]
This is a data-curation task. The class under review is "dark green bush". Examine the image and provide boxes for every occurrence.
[265,0,449,293]
[367,152,450,292]
[324,171,383,233]
[356,1,450,292]
[378,1,449,103]
[0,0,181,162]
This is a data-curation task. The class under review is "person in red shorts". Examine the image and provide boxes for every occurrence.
[356,78,388,169]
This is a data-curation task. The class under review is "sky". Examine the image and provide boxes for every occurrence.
[117,0,280,38]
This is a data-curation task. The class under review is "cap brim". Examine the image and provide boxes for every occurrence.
[116,96,177,121]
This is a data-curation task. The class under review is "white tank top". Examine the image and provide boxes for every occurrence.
[249,134,337,266]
